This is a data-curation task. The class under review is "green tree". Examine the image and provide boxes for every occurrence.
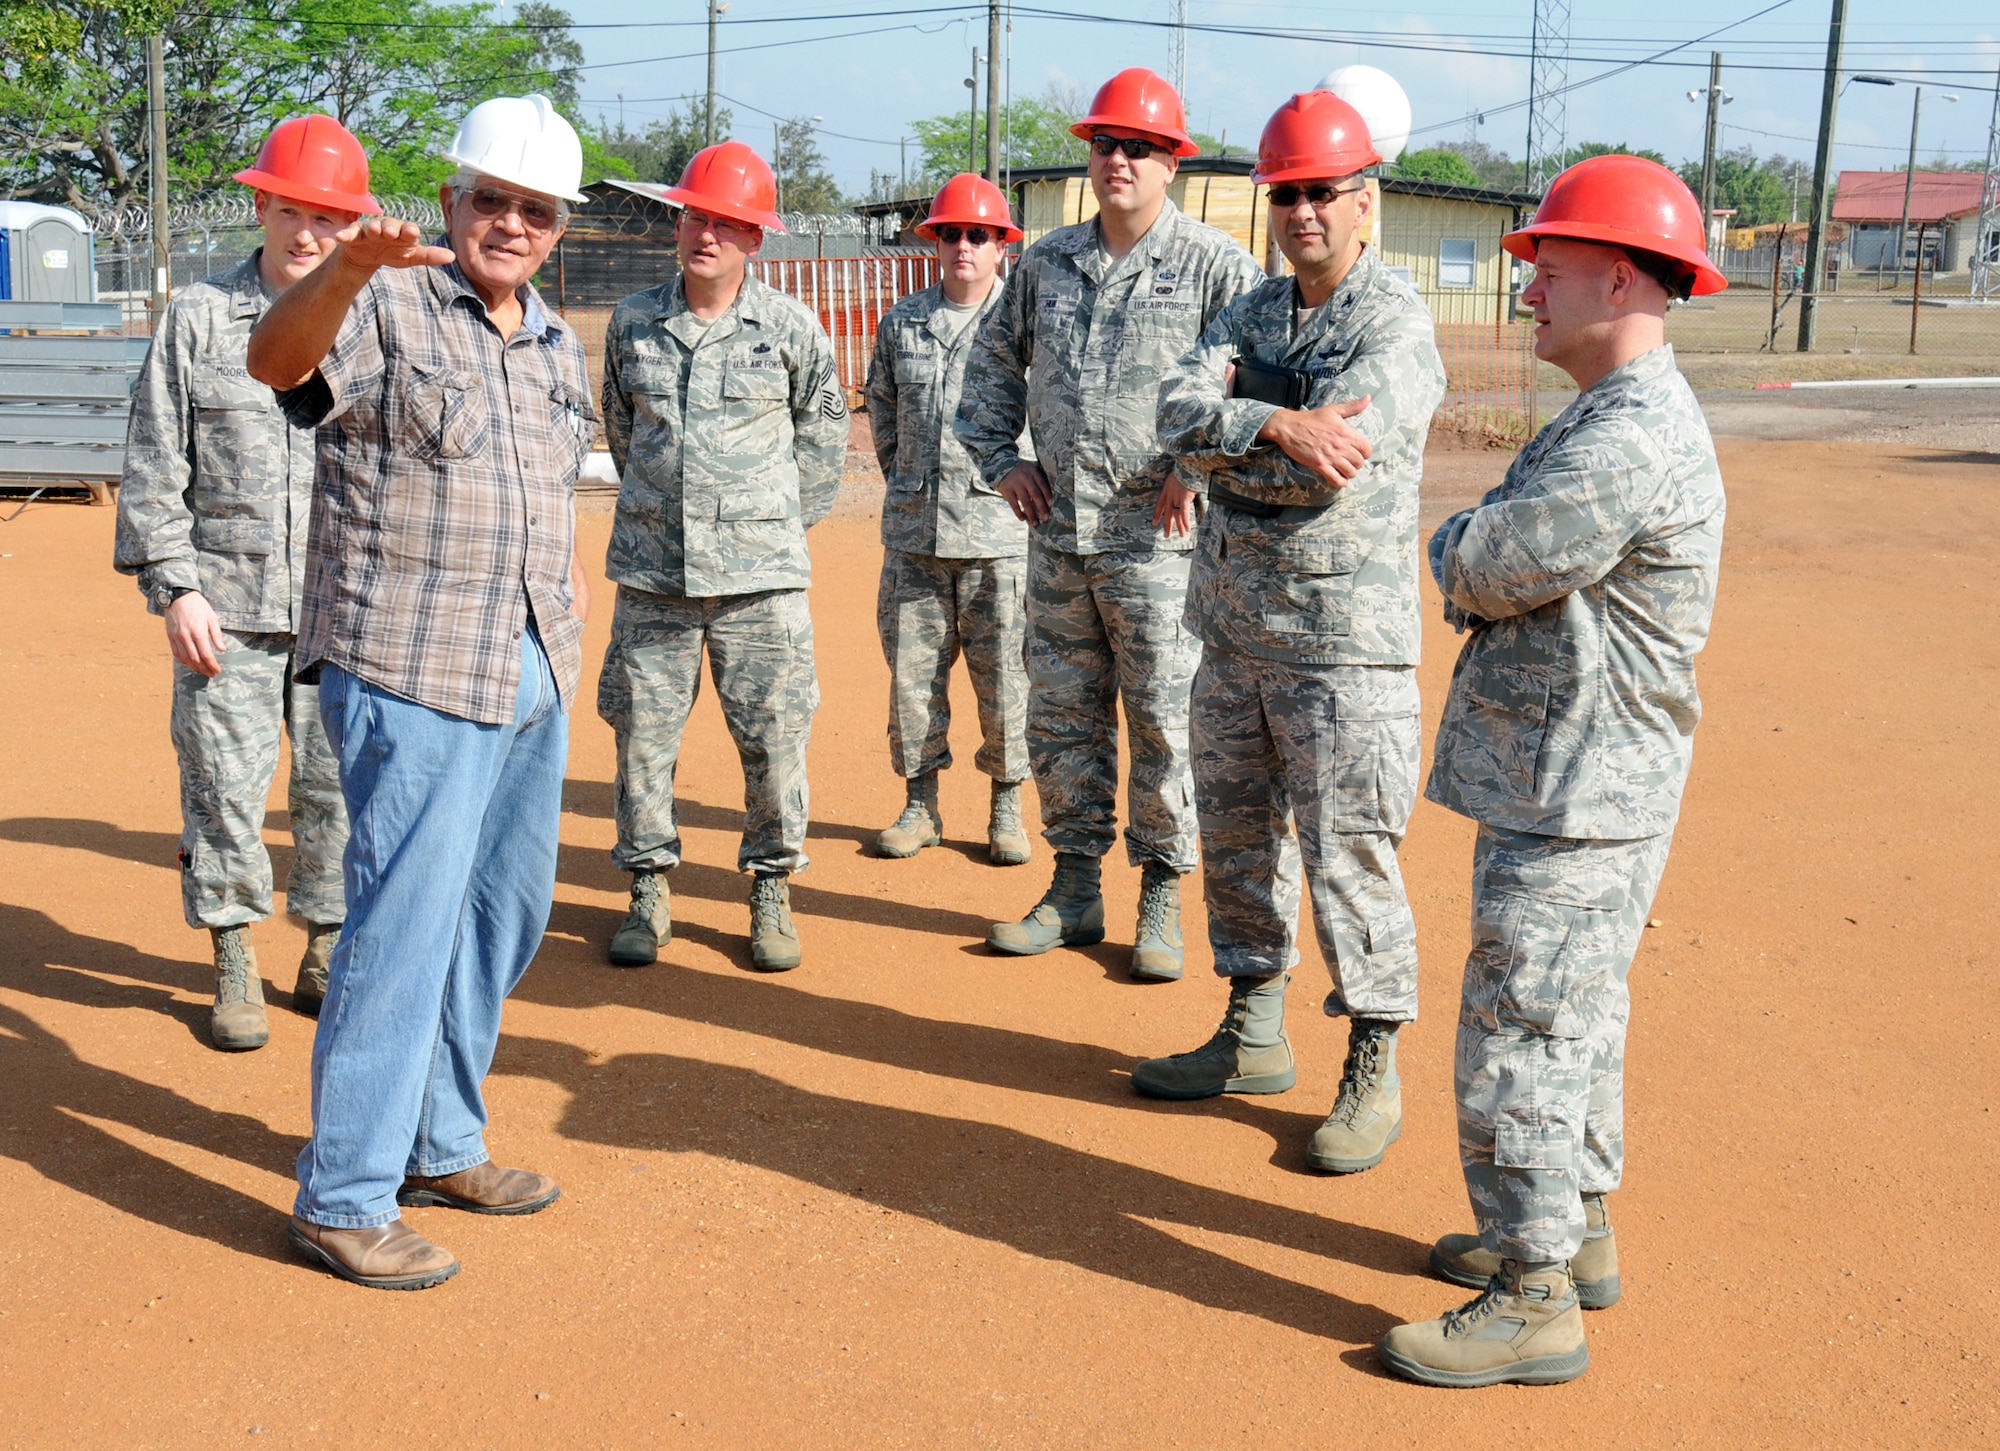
[1396,147,1481,186]
[1439,140,1524,190]
[0,0,617,214]
[1675,146,1804,227]
[1558,140,1668,169]
[774,115,841,213]
[599,100,731,187]
[907,84,1223,189]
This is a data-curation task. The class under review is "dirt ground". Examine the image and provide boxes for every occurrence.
[2,418,1996,1448]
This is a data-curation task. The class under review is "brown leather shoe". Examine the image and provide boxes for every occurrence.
[288,1216,459,1290]
[397,1161,561,1215]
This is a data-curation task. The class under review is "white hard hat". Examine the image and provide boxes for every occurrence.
[444,94,586,203]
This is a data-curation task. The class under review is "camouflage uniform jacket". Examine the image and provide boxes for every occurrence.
[953,199,1262,555]
[115,253,316,631]
[865,282,1027,559]
[603,273,847,598]
[1426,344,1725,839]
[1159,247,1445,666]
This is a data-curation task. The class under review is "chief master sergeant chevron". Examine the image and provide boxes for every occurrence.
[955,67,1263,978]
[1135,91,1444,1179]
[596,141,847,975]
[1376,154,1727,1389]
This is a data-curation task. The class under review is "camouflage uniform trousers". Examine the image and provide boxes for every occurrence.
[1025,540,1201,870]
[1456,824,1676,1263]
[1191,650,1421,1020]
[170,630,347,929]
[876,548,1028,783]
[598,584,820,877]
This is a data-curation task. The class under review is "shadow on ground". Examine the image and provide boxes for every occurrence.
[0,904,305,1261]
[501,1032,1417,1344]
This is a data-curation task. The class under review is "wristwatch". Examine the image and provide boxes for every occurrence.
[153,584,196,611]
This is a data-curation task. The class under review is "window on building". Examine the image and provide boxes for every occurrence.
[1438,238,1478,289]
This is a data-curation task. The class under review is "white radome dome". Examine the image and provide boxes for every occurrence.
[1315,65,1412,161]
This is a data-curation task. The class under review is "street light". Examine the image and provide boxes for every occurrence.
[1687,57,1735,230]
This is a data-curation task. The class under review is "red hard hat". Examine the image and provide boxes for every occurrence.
[662,141,786,233]
[1253,91,1382,185]
[233,114,380,215]
[1503,153,1728,296]
[916,173,1022,242]
[1068,68,1200,158]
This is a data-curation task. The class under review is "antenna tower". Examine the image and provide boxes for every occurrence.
[1168,0,1187,97]
[1972,61,2000,301]
[1524,0,1571,191]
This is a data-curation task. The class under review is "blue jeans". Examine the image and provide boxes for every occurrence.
[295,630,567,1228]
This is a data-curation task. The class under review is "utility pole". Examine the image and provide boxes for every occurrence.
[1698,53,1724,226]
[966,50,980,175]
[705,0,724,147]
[900,136,908,199]
[1894,86,1923,287]
[773,120,782,214]
[1798,0,1848,352]
[147,33,169,323]
[986,1,1002,180]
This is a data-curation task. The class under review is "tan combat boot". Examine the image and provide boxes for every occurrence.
[1306,1019,1402,1173]
[876,772,943,858]
[1130,862,1184,981]
[986,853,1104,955]
[987,779,1032,866]
[1131,971,1295,1099]
[749,872,802,971]
[609,870,671,967]
[1378,1259,1590,1388]
[294,921,339,1016]
[209,925,269,1051]
[1430,1191,1622,1309]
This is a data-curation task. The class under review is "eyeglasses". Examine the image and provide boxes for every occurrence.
[462,186,567,232]
[1267,182,1365,208]
[1090,134,1167,161]
[936,225,995,246]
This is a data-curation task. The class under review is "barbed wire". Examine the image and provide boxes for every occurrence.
[92,191,447,240]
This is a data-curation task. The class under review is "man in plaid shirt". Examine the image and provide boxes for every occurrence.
[248,96,593,1291]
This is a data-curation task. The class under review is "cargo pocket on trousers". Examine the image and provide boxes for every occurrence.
[1495,1117,1574,1171]
[1491,897,1610,1039]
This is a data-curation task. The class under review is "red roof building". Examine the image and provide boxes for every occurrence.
[1832,169,1984,224]
[1832,169,1988,275]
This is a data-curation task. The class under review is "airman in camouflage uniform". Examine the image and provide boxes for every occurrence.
[116,216,355,1051]
[1135,232,1446,1173]
[866,276,1033,863]
[1379,165,1726,1387]
[598,149,847,973]
[956,77,1263,976]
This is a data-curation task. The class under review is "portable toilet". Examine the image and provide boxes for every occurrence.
[0,202,97,304]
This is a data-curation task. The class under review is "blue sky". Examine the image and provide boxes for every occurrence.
[527,0,1997,191]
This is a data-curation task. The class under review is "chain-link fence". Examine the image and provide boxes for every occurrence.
[1657,230,2000,388]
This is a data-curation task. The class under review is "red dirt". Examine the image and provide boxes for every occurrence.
[1,435,1995,1447]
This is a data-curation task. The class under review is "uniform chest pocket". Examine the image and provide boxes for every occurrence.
[722,363,790,402]
[188,369,274,481]
[190,370,274,414]
[896,355,939,387]
[403,367,490,461]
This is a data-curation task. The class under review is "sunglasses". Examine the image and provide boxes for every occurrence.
[1090,134,1167,161]
[463,185,567,232]
[936,225,996,246]
[1267,182,1365,208]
